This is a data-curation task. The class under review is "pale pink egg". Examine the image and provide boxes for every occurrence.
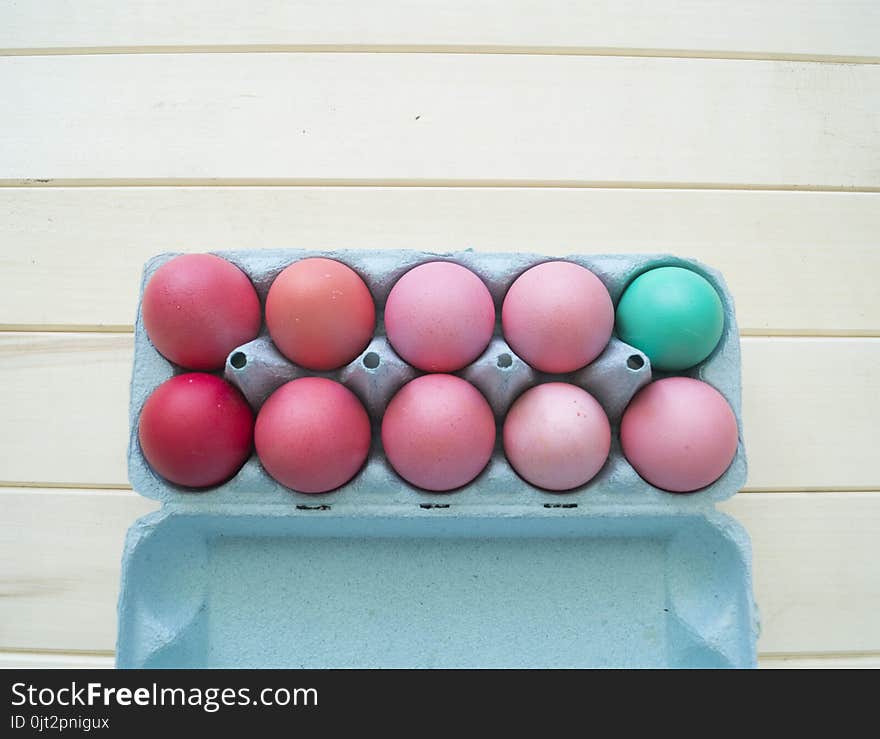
[384,262,495,372]
[502,261,613,373]
[620,377,739,493]
[503,383,610,491]
[255,378,371,494]
[381,375,496,491]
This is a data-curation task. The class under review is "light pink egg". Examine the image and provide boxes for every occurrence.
[384,262,495,372]
[620,377,739,493]
[502,261,614,373]
[503,383,610,491]
[381,375,496,491]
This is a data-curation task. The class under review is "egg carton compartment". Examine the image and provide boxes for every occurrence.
[128,249,746,510]
[117,507,757,668]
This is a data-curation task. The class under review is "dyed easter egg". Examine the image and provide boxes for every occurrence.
[255,378,371,494]
[503,383,610,491]
[502,261,614,373]
[266,258,376,371]
[143,254,262,370]
[620,377,738,493]
[138,373,254,488]
[384,262,495,372]
[615,266,724,371]
[381,375,496,491]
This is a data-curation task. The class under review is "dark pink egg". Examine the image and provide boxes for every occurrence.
[138,373,254,488]
[265,258,376,371]
[381,375,496,491]
[384,262,495,372]
[504,383,610,491]
[143,254,262,370]
[620,377,739,493]
[502,261,613,373]
[255,378,371,494]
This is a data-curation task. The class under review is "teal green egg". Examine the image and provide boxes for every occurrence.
[615,266,724,371]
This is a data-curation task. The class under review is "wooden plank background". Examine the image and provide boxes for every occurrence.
[0,1,878,668]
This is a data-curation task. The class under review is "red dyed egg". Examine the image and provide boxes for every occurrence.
[620,377,739,493]
[381,375,496,491]
[138,373,254,488]
[384,262,495,372]
[255,378,371,493]
[265,258,376,371]
[143,254,262,370]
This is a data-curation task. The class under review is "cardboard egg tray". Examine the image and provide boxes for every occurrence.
[118,249,758,668]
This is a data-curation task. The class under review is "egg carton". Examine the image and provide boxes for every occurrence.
[128,249,746,509]
[119,249,757,668]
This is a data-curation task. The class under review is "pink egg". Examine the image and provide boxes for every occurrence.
[255,378,371,494]
[381,375,496,491]
[503,383,610,491]
[620,377,739,493]
[384,262,495,372]
[502,261,614,373]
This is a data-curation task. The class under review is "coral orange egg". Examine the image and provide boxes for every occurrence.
[265,258,375,371]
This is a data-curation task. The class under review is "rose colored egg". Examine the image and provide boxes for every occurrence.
[620,377,739,493]
[255,378,371,493]
[502,261,614,373]
[138,373,254,488]
[143,253,262,370]
[503,383,611,491]
[381,375,496,491]
[265,258,375,371]
[384,262,495,372]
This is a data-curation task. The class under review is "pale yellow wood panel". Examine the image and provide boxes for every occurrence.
[741,338,879,490]
[2,1,878,61]
[721,493,880,655]
[2,489,878,655]
[760,654,880,669]
[0,489,157,653]
[1,187,878,334]
[0,652,114,669]
[2,54,878,187]
[0,333,133,487]
[0,333,877,490]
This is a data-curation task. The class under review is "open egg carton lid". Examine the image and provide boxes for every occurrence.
[127,249,746,513]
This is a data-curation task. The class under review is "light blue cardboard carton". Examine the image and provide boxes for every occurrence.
[118,250,757,668]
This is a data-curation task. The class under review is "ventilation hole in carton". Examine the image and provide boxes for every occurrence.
[497,353,513,369]
[230,352,247,369]
[420,503,450,509]
[296,504,331,511]
[363,352,381,369]
[543,503,578,509]
[626,354,645,371]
